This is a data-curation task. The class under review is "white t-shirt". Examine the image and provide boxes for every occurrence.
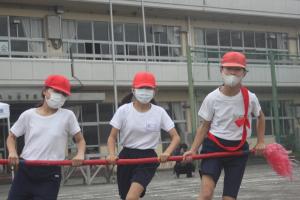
[198,88,261,140]
[110,103,175,150]
[11,108,81,160]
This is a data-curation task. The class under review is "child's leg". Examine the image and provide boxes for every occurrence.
[126,182,144,200]
[222,154,248,199]
[198,175,216,200]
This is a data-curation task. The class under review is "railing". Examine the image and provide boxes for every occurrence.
[191,47,300,66]
[2,47,300,66]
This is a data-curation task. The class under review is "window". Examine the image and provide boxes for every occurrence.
[231,31,242,47]
[0,16,8,36]
[167,26,180,45]
[255,32,266,48]
[64,102,116,152]
[94,21,109,41]
[159,102,188,150]
[62,20,182,61]
[9,17,26,38]
[99,124,111,145]
[0,16,9,56]
[194,27,288,63]
[62,20,76,39]
[31,19,43,38]
[194,29,205,46]
[125,23,139,42]
[205,29,218,46]
[146,26,153,42]
[77,21,92,40]
[219,30,230,46]
[258,100,295,138]
[114,24,124,41]
[267,32,277,49]
[6,16,45,57]
[82,126,99,146]
[277,33,288,50]
[154,26,167,44]
[151,25,181,60]
[11,40,27,52]
[244,31,255,48]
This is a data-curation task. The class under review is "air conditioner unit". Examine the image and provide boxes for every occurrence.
[46,15,62,39]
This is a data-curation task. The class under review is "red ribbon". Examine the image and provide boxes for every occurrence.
[235,116,250,128]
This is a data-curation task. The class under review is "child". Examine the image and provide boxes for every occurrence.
[184,52,265,200]
[7,74,86,200]
[107,71,180,200]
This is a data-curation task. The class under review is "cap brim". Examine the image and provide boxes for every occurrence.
[222,63,246,68]
[49,86,71,96]
[134,83,156,88]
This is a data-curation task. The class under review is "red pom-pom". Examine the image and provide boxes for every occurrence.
[263,143,293,180]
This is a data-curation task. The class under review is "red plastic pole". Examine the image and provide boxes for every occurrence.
[0,150,251,166]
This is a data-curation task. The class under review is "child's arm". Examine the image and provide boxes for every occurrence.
[160,128,181,162]
[254,110,266,155]
[106,127,119,164]
[72,132,86,166]
[7,132,19,166]
[183,120,210,160]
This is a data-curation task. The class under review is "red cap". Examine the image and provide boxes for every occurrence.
[44,74,71,96]
[221,51,246,68]
[132,71,156,88]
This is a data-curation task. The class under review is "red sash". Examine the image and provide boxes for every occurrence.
[207,87,250,151]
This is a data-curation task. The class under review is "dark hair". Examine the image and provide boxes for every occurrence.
[35,87,47,107]
[120,92,157,106]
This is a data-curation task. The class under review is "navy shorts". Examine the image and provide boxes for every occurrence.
[200,137,249,199]
[8,163,62,200]
[117,147,159,200]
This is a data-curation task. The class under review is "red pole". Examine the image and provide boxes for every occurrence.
[0,150,251,166]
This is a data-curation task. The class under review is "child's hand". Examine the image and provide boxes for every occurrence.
[106,154,118,165]
[254,142,266,156]
[8,151,19,166]
[72,154,84,166]
[183,150,196,162]
[159,152,171,163]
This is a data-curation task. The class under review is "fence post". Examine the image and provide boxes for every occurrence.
[269,52,281,143]
[186,45,197,141]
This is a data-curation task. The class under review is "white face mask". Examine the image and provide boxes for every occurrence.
[221,73,243,87]
[45,90,67,109]
[133,88,154,104]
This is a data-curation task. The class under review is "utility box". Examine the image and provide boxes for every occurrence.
[46,15,61,39]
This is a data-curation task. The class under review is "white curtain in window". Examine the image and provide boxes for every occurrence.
[62,20,76,39]
[31,19,42,38]
[21,18,38,53]
[21,18,30,38]
[277,33,288,50]
[195,29,205,45]
[167,26,180,45]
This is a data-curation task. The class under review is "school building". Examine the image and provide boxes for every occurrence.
[0,0,300,162]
